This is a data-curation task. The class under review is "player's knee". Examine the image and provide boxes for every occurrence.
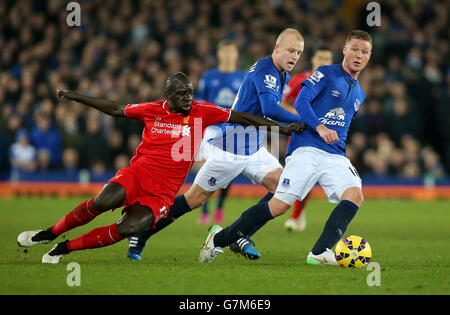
[94,182,126,212]
[341,187,364,207]
[117,221,139,238]
[267,197,291,217]
[356,192,364,207]
[185,185,213,209]
[93,195,115,212]
[262,168,283,193]
[117,213,153,237]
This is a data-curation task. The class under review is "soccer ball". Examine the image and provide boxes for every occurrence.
[335,235,372,268]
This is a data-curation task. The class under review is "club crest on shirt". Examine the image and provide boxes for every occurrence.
[181,125,191,136]
[281,178,290,188]
[183,116,190,124]
[208,177,217,186]
[354,98,361,111]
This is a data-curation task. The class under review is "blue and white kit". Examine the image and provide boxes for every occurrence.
[195,56,301,191]
[275,64,366,204]
[195,67,245,161]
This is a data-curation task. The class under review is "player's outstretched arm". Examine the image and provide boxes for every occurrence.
[56,89,126,117]
[228,110,305,135]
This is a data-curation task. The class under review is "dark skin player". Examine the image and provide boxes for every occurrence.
[55,72,305,239]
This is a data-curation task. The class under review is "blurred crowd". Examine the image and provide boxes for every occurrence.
[0,0,448,183]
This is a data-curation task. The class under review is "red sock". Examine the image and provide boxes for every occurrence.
[52,198,101,235]
[291,200,302,219]
[290,193,310,220]
[67,223,124,252]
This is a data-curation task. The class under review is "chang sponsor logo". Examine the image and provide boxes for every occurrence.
[319,107,346,127]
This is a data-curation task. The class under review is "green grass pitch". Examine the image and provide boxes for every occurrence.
[0,196,449,295]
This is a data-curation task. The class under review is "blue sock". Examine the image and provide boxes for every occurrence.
[216,186,230,209]
[258,192,274,204]
[202,200,209,215]
[246,192,274,236]
[134,194,192,244]
[311,200,359,255]
[214,202,274,247]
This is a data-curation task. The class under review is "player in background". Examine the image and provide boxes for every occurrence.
[200,30,372,266]
[195,39,245,225]
[282,46,333,232]
[16,72,302,264]
[126,28,305,261]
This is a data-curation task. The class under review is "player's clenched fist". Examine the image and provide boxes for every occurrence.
[56,89,72,100]
[316,124,340,144]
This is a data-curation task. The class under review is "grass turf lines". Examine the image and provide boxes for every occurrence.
[0,197,449,295]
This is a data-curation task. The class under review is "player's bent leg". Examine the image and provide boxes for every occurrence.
[18,183,126,249]
[267,196,293,217]
[184,184,215,210]
[42,204,154,264]
[42,221,126,264]
[213,199,278,252]
[93,182,127,212]
[227,167,283,259]
[126,190,207,261]
[117,204,155,238]
[261,167,283,194]
[228,188,278,260]
[340,187,364,207]
[308,187,362,265]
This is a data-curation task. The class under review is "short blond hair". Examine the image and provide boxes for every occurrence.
[275,28,304,46]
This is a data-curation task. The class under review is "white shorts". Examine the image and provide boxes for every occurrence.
[194,146,282,191]
[195,126,220,161]
[274,146,362,204]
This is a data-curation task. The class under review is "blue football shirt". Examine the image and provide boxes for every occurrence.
[209,56,301,155]
[196,68,245,108]
[288,64,366,156]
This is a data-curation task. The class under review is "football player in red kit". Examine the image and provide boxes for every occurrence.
[282,46,333,232]
[17,72,303,264]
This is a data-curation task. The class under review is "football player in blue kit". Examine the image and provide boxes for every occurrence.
[127,28,305,261]
[200,30,372,265]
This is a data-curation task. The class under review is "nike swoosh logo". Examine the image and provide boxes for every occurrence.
[202,234,214,251]
[312,257,328,264]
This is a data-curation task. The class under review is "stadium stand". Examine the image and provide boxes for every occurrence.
[0,0,448,198]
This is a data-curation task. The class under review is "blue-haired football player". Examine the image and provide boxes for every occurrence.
[200,30,372,265]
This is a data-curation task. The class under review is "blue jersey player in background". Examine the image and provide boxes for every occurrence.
[195,40,245,226]
[200,30,373,266]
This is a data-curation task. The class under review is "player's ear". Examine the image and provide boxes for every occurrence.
[272,43,279,55]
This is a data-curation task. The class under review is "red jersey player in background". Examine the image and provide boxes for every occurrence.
[281,46,333,232]
[17,72,303,264]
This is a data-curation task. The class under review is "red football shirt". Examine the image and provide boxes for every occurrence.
[123,100,231,192]
[283,70,313,105]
